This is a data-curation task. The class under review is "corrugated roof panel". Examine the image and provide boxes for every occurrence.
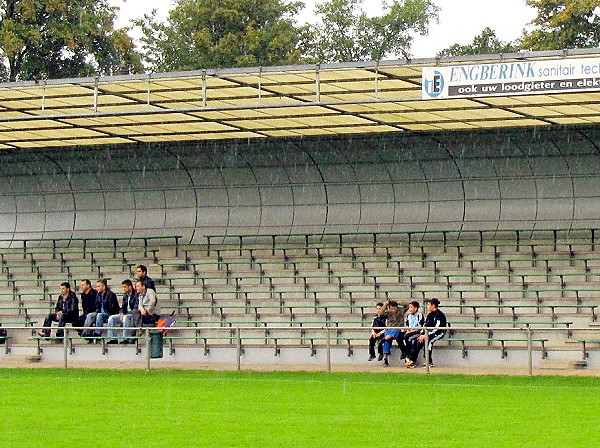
[11,140,69,148]
[401,123,446,131]
[318,93,380,102]
[125,113,195,123]
[432,121,478,130]
[260,129,300,137]
[471,118,549,128]
[153,101,203,109]
[30,128,106,139]
[260,72,316,83]
[503,106,557,117]
[375,90,420,100]
[100,126,142,135]
[189,110,238,120]
[255,84,315,95]
[359,112,416,123]
[153,78,203,89]
[204,86,264,99]
[263,105,337,117]
[318,69,378,81]
[196,131,265,140]
[0,89,38,99]
[292,128,335,136]
[549,117,591,125]
[0,51,594,147]
[156,122,236,133]
[544,104,599,115]
[0,119,65,130]
[62,137,132,146]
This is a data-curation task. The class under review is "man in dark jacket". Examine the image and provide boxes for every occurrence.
[106,279,139,344]
[39,282,79,339]
[82,279,119,340]
[136,265,156,291]
[73,279,97,334]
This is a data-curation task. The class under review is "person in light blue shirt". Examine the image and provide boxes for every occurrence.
[399,301,424,361]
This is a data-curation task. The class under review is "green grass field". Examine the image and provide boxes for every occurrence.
[0,369,598,447]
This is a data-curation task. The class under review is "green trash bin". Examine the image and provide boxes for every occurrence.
[149,330,164,359]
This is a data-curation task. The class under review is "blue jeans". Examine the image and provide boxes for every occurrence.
[81,312,97,338]
[382,329,403,355]
[94,313,111,336]
[107,314,134,339]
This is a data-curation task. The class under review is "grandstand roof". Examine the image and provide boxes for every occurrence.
[1,48,600,149]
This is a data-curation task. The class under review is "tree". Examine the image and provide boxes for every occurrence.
[135,0,306,72]
[438,27,520,57]
[521,0,600,50]
[306,0,439,63]
[0,0,143,82]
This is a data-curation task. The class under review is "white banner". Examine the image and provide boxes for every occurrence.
[422,56,600,99]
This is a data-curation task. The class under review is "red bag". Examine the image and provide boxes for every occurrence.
[156,311,176,334]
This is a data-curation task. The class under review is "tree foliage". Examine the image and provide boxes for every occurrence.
[306,0,439,63]
[521,0,600,50]
[438,27,520,57]
[0,0,143,82]
[136,0,306,72]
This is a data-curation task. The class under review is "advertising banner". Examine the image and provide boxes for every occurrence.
[422,56,600,99]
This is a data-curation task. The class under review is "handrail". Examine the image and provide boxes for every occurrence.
[3,325,599,375]
[205,228,600,256]
[4,325,595,331]
[0,235,181,260]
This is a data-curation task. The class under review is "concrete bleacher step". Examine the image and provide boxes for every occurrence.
[0,354,42,365]
[537,358,588,370]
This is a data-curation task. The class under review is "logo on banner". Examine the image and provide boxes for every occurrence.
[423,69,444,98]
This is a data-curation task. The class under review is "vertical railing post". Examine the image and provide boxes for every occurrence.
[374,63,380,99]
[202,70,207,108]
[93,76,99,113]
[146,73,151,110]
[424,332,430,374]
[527,328,533,377]
[326,328,331,373]
[236,328,242,371]
[41,80,46,113]
[63,327,68,369]
[145,329,151,371]
[258,66,262,105]
[315,64,321,103]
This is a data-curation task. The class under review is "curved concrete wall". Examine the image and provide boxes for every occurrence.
[1,126,600,244]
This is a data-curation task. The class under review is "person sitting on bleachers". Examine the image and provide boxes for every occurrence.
[380,300,407,367]
[106,279,139,345]
[406,298,447,368]
[73,279,97,335]
[132,280,160,329]
[400,301,425,361]
[81,279,119,342]
[39,282,79,340]
[368,302,387,361]
[136,265,156,291]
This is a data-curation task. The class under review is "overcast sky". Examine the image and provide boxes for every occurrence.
[111,0,537,59]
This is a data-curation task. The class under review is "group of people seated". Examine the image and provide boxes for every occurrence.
[38,265,160,344]
[368,298,447,368]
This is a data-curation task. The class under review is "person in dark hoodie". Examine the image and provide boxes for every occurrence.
[368,302,387,361]
[39,282,79,340]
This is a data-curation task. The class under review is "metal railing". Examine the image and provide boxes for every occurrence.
[0,325,597,375]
